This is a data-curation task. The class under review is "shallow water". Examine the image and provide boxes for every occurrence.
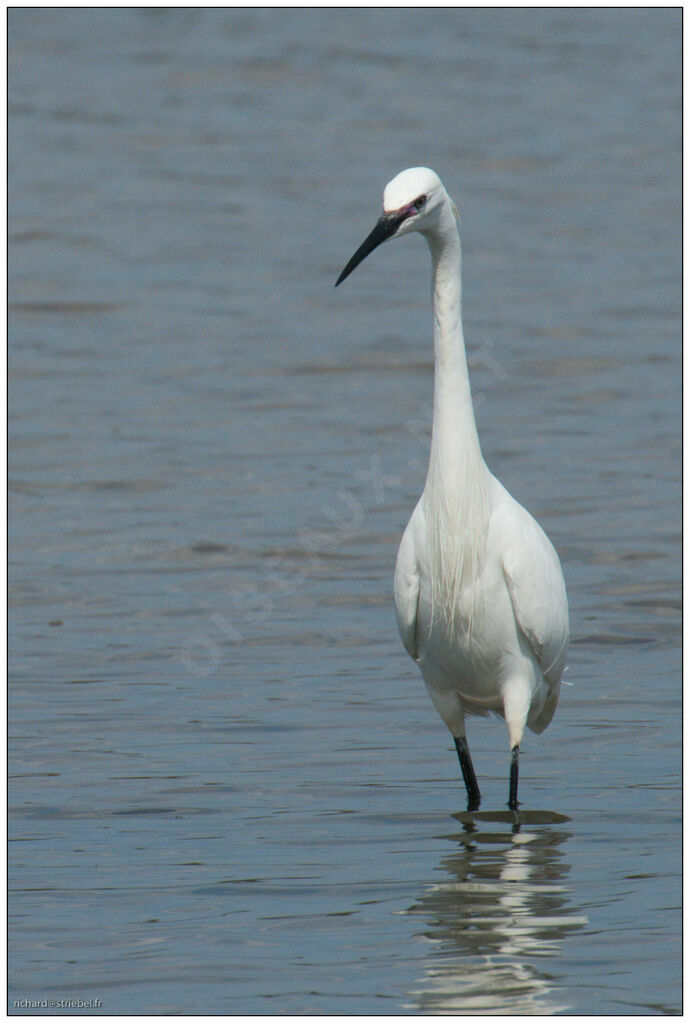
[9,8,681,1015]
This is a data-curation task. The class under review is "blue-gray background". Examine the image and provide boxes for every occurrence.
[9,8,681,1015]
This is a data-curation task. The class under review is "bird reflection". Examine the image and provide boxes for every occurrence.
[405,810,586,1014]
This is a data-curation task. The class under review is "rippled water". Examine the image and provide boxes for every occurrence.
[9,8,681,1015]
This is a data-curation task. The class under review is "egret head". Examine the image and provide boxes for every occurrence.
[335,167,452,286]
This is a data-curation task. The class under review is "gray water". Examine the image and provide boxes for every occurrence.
[9,9,681,1016]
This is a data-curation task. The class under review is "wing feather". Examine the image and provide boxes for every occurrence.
[496,496,569,686]
[394,504,423,661]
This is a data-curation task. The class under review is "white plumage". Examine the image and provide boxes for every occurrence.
[336,167,569,809]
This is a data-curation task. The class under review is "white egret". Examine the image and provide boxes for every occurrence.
[336,167,568,810]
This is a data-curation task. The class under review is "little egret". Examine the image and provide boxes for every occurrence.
[336,167,568,810]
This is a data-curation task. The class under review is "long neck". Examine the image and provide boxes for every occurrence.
[422,209,489,625]
[425,212,486,487]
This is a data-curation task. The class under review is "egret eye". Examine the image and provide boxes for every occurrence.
[413,195,427,211]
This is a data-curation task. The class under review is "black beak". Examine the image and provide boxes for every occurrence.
[335,211,408,286]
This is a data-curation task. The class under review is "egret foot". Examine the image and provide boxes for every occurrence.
[508,744,520,809]
[454,736,481,811]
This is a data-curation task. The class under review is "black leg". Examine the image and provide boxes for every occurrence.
[508,744,520,810]
[454,736,481,811]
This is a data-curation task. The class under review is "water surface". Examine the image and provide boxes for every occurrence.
[9,8,681,1014]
